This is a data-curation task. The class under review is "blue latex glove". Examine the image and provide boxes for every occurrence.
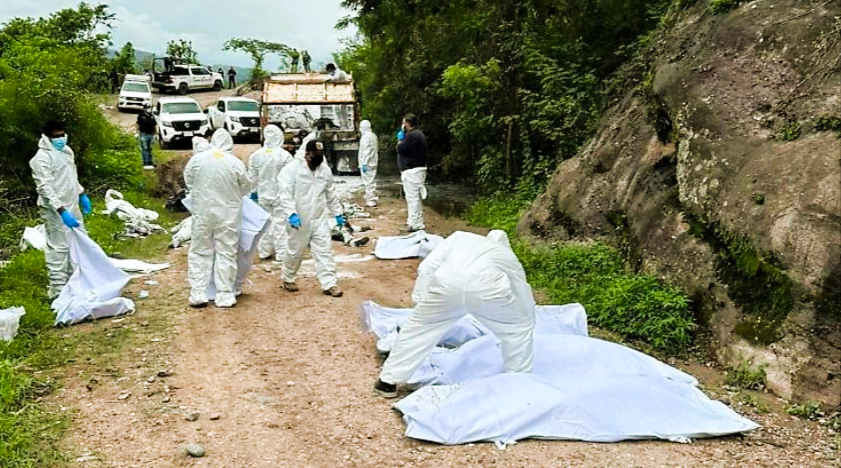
[79,194,92,215]
[250,192,259,202]
[335,215,346,226]
[397,129,405,141]
[361,164,368,174]
[289,213,302,229]
[60,210,80,229]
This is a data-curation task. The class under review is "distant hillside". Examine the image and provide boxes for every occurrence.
[107,47,252,81]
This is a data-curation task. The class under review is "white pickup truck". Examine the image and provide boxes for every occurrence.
[152,63,224,95]
[117,74,152,112]
[206,97,263,142]
[153,96,211,149]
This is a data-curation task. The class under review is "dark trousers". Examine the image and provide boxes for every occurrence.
[229,77,236,89]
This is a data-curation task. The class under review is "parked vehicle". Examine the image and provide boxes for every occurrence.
[206,97,262,142]
[153,96,211,149]
[117,74,152,112]
[151,57,224,95]
[262,73,360,174]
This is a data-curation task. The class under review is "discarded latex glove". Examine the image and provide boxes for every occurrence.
[289,213,302,229]
[60,210,80,229]
[336,215,346,226]
[79,194,92,215]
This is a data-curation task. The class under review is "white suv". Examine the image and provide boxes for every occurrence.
[153,96,211,148]
[206,97,263,141]
[117,75,152,112]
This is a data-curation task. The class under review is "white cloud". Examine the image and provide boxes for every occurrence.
[0,0,357,68]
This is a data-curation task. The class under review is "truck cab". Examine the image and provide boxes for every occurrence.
[151,57,224,95]
[206,97,262,142]
[261,73,360,174]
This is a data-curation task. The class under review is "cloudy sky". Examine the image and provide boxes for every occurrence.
[0,0,358,68]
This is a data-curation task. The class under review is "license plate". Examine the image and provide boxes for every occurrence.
[183,132,193,137]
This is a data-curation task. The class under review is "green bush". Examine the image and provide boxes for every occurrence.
[709,0,742,14]
[469,197,695,352]
[79,148,144,195]
[780,121,802,141]
[786,401,823,420]
[724,359,766,390]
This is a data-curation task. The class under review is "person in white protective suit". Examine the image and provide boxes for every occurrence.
[358,120,379,207]
[247,125,293,261]
[374,230,536,398]
[278,140,345,297]
[192,136,211,156]
[30,120,93,299]
[183,129,251,308]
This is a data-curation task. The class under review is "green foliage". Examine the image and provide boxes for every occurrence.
[223,38,293,80]
[780,121,801,141]
[166,39,199,64]
[469,196,695,351]
[339,0,679,193]
[752,193,765,205]
[709,0,742,14]
[724,360,767,390]
[786,401,823,420]
[740,393,769,414]
[815,115,841,136]
[111,41,137,75]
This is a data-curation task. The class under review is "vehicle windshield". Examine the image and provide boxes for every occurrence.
[122,83,149,93]
[162,102,201,114]
[227,101,259,112]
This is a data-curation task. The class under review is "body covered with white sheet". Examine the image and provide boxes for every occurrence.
[380,230,536,385]
[183,129,251,307]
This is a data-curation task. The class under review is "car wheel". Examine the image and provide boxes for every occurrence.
[178,83,188,95]
[213,80,223,91]
[158,132,169,150]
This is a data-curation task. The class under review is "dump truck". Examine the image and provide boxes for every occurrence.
[261,73,360,174]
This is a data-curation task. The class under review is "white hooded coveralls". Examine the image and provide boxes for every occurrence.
[358,120,379,205]
[248,125,293,261]
[184,130,251,306]
[379,230,536,385]
[192,136,211,155]
[30,135,86,299]
[277,157,343,289]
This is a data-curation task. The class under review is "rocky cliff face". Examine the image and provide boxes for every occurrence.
[520,0,841,405]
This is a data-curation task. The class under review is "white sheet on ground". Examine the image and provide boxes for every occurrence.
[181,195,270,299]
[101,189,164,236]
[374,231,444,260]
[52,230,135,326]
[363,301,758,446]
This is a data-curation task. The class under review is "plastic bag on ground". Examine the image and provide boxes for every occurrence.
[52,230,135,326]
[0,307,26,342]
[374,231,444,260]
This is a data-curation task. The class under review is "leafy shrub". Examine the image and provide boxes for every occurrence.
[815,115,841,136]
[709,0,742,14]
[469,197,695,352]
[724,359,766,390]
[780,121,801,141]
[79,148,144,194]
[786,401,823,420]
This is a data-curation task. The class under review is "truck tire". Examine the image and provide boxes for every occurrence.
[178,83,188,95]
[157,132,169,150]
[213,80,223,91]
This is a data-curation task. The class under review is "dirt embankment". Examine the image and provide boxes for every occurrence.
[520,0,841,406]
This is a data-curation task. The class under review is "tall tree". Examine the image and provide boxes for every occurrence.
[166,39,199,64]
[223,38,293,79]
[111,41,136,75]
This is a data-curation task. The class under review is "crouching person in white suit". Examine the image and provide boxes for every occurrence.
[374,230,536,398]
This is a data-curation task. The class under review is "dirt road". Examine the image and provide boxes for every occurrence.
[57,96,839,467]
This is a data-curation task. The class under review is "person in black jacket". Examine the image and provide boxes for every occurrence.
[396,113,427,232]
[137,104,157,169]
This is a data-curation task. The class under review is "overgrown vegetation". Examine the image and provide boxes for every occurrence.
[786,401,823,420]
[780,121,802,141]
[724,359,767,391]
[468,197,695,352]
[815,115,841,136]
[337,0,688,194]
[709,0,742,14]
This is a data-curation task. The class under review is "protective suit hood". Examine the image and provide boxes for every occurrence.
[210,129,234,153]
[192,136,211,155]
[263,125,283,149]
[360,120,372,135]
[487,230,512,251]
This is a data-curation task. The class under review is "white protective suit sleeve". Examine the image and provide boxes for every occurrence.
[380,230,536,385]
[186,129,251,307]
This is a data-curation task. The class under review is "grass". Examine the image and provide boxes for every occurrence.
[740,392,769,414]
[724,359,766,390]
[786,401,823,420]
[468,196,695,353]
[780,121,802,141]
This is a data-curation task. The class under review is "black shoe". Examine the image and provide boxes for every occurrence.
[374,379,398,398]
[352,236,370,247]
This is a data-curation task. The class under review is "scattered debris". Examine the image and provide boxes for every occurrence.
[102,189,164,237]
[210,413,222,421]
[138,290,150,299]
[185,412,200,421]
[184,443,206,458]
[0,307,26,342]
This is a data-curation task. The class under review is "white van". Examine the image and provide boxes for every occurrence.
[117,74,152,112]
[153,96,211,149]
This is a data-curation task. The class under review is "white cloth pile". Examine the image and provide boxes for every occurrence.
[374,231,444,260]
[181,195,270,300]
[169,217,193,248]
[52,230,135,325]
[101,189,164,237]
[19,224,170,275]
[0,307,26,342]
[362,301,758,446]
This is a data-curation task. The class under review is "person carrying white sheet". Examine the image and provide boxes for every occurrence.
[374,230,536,397]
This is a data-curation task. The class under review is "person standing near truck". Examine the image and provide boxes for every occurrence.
[137,103,157,170]
[290,50,300,73]
[302,51,312,73]
[228,66,237,89]
[358,120,379,207]
[397,113,427,232]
